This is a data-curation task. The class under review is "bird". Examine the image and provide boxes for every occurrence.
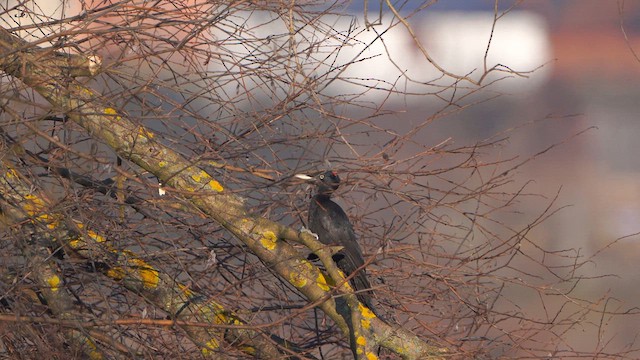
[295,170,376,312]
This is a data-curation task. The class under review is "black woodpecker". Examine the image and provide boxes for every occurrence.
[295,170,375,311]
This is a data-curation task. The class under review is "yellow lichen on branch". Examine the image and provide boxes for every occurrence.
[46,275,61,292]
[316,272,330,291]
[201,338,219,355]
[190,169,224,192]
[0,24,449,358]
[259,231,277,250]
[104,107,121,121]
[128,258,160,290]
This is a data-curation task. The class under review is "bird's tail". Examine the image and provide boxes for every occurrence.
[351,270,379,316]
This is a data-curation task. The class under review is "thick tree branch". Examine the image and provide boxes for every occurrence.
[0,26,447,359]
[0,155,310,359]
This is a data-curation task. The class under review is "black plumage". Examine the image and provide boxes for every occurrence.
[302,171,375,311]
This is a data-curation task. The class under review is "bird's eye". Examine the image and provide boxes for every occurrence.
[319,174,324,180]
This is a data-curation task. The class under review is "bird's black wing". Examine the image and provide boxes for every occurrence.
[309,198,374,309]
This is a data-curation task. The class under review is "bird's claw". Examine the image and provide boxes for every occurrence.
[300,227,319,240]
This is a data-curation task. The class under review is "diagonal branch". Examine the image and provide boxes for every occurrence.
[0,154,310,359]
[0,25,447,359]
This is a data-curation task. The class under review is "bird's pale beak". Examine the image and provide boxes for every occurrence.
[294,174,314,181]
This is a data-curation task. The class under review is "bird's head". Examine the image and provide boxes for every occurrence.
[294,170,341,195]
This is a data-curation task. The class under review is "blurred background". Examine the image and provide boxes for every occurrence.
[369,0,640,354]
[329,0,640,354]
